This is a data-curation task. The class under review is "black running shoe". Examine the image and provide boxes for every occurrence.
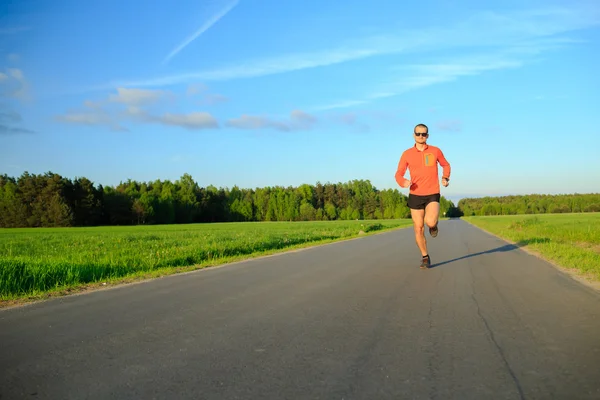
[420,256,431,269]
[429,224,438,238]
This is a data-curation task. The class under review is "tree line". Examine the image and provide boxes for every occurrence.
[457,193,600,216]
[0,172,460,228]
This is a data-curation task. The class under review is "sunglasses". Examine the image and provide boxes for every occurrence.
[414,132,428,137]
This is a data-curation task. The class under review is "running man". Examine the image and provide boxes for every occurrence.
[395,123,451,269]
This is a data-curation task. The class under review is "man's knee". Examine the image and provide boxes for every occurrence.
[413,223,425,235]
[425,217,437,228]
[424,209,439,228]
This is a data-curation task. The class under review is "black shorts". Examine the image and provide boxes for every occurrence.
[407,193,440,210]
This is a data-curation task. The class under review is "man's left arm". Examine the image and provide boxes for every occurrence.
[437,148,451,186]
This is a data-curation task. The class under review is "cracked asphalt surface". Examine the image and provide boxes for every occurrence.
[1,219,600,399]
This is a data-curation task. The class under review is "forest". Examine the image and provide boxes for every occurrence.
[457,194,600,216]
[1,172,598,228]
[0,171,458,228]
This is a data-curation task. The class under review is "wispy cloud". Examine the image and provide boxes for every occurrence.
[0,125,34,135]
[55,106,126,132]
[201,93,229,105]
[119,46,382,88]
[226,110,317,132]
[289,110,317,129]
[392,53,525,90]
[163,0,239,64]
[104,5,598,90]
[0,67,34,135]
[484,125,502,134]
[0,68,29,100]
[7,53,20,63]
[312,99,369,112]
[436,120,463,132]
[311,50,526,111]
[533,94,569,101]
[0,110,34,135]
[186,83,229,105]
[0,26,30,35]
[330,112,370,133]
[186,83,208,96]
[170,154,189,163]
[320,109,403,133]
[0,110,21,123]
[5,164,22,170]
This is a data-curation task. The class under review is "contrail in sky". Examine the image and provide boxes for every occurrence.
[163,0,239,64]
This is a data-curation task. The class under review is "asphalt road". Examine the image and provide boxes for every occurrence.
[1,219,600,400]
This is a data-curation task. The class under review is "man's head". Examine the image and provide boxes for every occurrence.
[414,123,428,144]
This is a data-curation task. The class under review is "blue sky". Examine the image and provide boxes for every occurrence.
[1,0,599,204]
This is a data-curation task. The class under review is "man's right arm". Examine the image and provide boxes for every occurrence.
[395,152,410,188]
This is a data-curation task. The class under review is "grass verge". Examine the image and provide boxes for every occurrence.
[463,213,600,286]
[0,219,412,307]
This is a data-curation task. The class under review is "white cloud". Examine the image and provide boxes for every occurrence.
[58,112,109,125]
[226,110,317,132]
[108,87,172,106]
[56,89,218,131]
[58,106,219,131]
[226,115,290,131]
[157,112,219,129]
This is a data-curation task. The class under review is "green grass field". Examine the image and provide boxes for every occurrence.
[3,213,597,305]
[464,213,600,283]
[0,219,413,303]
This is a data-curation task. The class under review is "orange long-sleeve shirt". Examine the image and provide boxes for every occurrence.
[395,144,451,196]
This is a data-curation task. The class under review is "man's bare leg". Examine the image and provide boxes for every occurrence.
[425,201,440,237]
[410,208,428,256]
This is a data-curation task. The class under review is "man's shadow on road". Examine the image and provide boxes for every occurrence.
[430,237,550,268]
